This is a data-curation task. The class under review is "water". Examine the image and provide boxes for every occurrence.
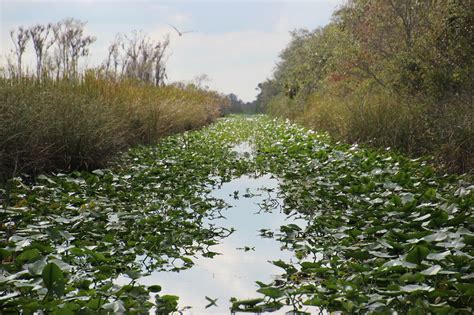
[127,175,304,314]
[117,143,317,314]
[230,141,254,158]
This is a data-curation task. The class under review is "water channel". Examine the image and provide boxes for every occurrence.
[118,142,316,314]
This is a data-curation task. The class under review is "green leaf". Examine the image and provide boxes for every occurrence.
[423,188,437,200]
[42,262,65,297]
[27,259,47,276]
[407,307,425,315]
[257,287,284,299]
[426,251,450,261]
[454,283,474,296]
[400,284,434,293]
[148,285,162,292]
[406,245,430,264]
[51,303,79,315]
[421,265,442,276]
[102,301,125,312]
[16,249,41,263]
[272,260,297,274]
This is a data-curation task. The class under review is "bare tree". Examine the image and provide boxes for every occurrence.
[10,26,30,78]
[123,30,141,79]
[106,31,169,86]
[153,36,169,86]
[29,23,55,79]
[105,34,121,77]
[52,18,96,79]
[193,73,211,88]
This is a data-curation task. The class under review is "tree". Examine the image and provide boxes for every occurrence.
[52,18,96,79]
[29,23,55,79]
[105,31,169,86]
[10,26,30,78]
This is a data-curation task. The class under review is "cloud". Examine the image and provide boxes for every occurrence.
[152,27,289,101]
[1,0,343,101]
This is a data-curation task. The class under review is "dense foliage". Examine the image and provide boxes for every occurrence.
[0,117,251,314]
[256,0,473,174]
[1,116,472,313]
[232,116,473,314]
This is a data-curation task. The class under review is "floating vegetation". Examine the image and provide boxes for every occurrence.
[1,116,472,314]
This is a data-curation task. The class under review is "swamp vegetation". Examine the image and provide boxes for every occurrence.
[255,0,473,174]
[1,116,472,314]
[1,2,473,313]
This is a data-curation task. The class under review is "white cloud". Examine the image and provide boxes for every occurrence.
[154,28,289,101]
[1,0,344,100]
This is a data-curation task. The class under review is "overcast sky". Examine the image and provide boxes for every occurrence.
[0,0,343,101]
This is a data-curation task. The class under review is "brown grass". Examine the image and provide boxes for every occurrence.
[0,74,226,180]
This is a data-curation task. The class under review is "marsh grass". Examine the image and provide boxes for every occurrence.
[0,74,225,180]
[281,85,474,174]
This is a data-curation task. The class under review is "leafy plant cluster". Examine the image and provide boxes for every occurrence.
[231,116,473,314]
[256,0,473,174]
[1,116,472,314]
[0,117,254,313]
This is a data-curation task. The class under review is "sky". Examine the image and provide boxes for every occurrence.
[0,0,343,101]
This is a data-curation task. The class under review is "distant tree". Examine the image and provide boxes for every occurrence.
[9,26,30,78]
[52,18,96,79]
[29,23,55,79]
[222,93,257,115]
[105,34,121,78]
[105,31,169,86]
[193,73,211,89]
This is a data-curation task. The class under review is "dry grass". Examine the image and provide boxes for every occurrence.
[271,83,473,174]
[0,74,226,180]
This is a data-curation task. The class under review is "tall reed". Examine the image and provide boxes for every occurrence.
[0,74,226,180]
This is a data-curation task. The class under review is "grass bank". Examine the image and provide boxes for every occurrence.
[0,74,226,181]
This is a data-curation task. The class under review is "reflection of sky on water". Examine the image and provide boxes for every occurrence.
[152,174,306,314]
[119,174,313,314]
[230,141,254,158]
[117,140,319,314]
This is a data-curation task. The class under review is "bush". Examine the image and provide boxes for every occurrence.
[255,0,473,174]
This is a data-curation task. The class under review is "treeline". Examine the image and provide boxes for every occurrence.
[0,19,227,181]
[222,93,258,115]
[256,0,473,173]
[5,18,169,85]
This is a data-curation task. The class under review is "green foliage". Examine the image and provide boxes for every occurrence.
[42,262,65,297]
[256,0,473,174]
[0,115,257,313]
[155,295,179,314]
[225,116,472,313]
[1,115,472,313]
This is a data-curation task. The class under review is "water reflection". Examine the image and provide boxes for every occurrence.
[231,141,254,158]
[117,141,316,314]
[124,174,310,314]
